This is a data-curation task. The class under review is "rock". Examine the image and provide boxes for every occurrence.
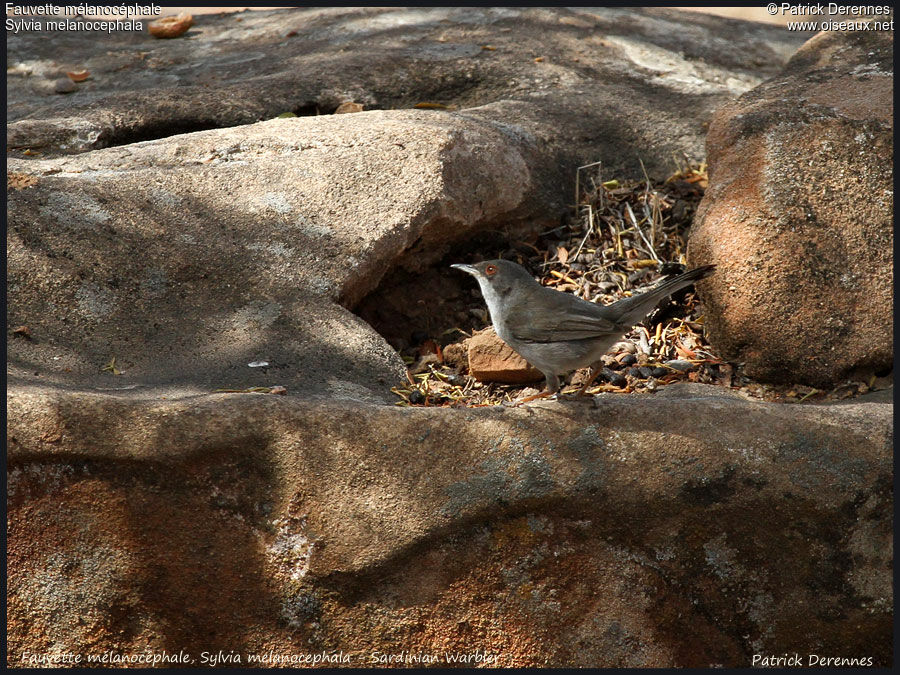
[618,353,638,367]
[601,367,626,388]
[441,341,468,370]
[6,383,892,666]
[52,77,77,94]
[6,8,811,402]
[148,13,194,39]
[334,101,364,114]
[690,29,893,387]
[7,111,539,399]
[467,327,544,384]
[8,7,809,189]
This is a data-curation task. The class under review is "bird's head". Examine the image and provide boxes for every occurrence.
[450,259,537,302]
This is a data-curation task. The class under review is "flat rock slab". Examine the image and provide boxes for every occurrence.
[7,382,891,665]
[8,7,809,180]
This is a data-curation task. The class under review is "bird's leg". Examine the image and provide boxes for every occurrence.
[513,373,559,406]
[515,389,554,405]
[575,361,604,396]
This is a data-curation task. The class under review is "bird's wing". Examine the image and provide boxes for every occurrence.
[506,288,620,343]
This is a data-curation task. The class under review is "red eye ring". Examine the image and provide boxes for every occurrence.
[485,264,498,276]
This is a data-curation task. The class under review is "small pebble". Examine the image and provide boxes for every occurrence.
[639,366,654,379]
[408,390,425,404]
[627,367,643,379]
[619,353,637,367]
[148,13,193,39]
[334,101,364,114]
[602,368,626,388]
[650,367,668,378]
[54,78,78,94]
[664,359,694,372]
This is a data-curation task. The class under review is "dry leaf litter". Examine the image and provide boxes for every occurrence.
[391,160,889,407]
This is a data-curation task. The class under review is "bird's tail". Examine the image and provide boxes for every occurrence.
[614,264,716,327]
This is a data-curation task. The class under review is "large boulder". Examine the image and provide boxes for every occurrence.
[7,384,892,667]
[7,111,535,399]
[689,29,893,387]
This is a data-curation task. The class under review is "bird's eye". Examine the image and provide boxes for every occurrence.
[485,264,497,276]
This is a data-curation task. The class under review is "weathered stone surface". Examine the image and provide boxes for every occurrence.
[6,7,810,401]
[467,327,544,384]
[7,383,892,667]
[689,29,893,387]
[8,8,890,669]
[7,112,535,399]
[8,7,809,183]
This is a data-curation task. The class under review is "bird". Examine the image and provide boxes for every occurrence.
[452,259,715,404]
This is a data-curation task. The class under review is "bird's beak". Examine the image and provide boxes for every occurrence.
[450,263,477,276]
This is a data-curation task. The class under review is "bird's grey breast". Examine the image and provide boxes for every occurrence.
[478,279,523,342]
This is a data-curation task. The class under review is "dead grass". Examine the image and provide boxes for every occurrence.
[392,159,889,407]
